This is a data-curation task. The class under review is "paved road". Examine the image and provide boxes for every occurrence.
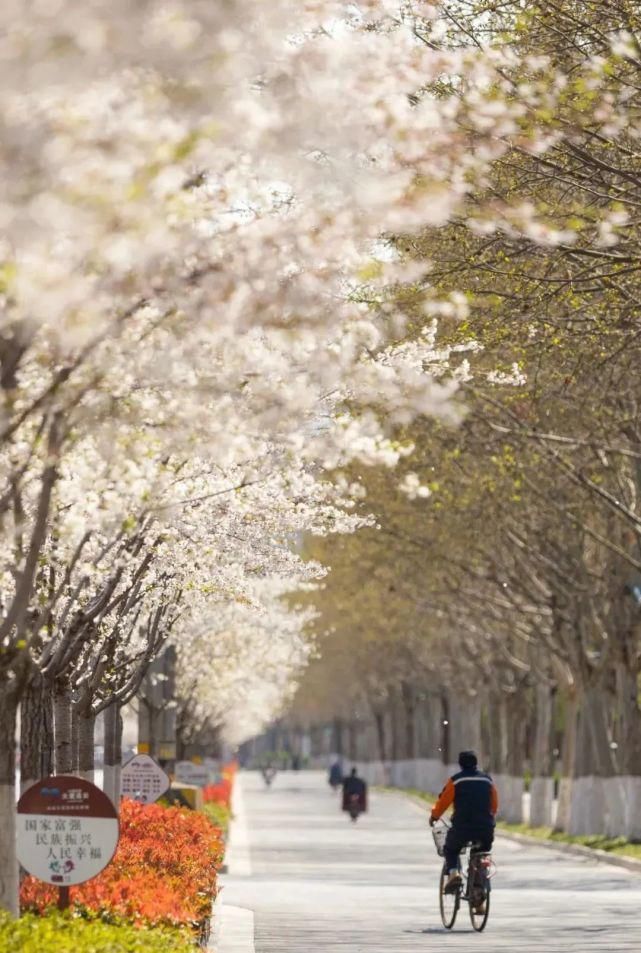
[220,771,641,951]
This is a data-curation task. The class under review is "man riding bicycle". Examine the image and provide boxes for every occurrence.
[429,750,498,896]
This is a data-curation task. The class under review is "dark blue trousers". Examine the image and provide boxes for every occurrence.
[444,824,494,872]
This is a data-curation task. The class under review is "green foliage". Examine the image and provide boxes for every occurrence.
[202,800,232,835]
[389,789,641,860]
[0,912,194,953]
[497,824,641,860]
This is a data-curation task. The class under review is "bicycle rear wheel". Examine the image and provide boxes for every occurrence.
[439,869,460,929]
[468,885,490,932]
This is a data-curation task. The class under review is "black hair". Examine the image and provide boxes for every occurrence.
[458,750,478,770]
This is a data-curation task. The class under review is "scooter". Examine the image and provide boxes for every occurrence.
[348,793,362,822]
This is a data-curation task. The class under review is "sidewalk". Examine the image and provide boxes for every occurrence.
[215,770,641,952]
[213,774,254,953]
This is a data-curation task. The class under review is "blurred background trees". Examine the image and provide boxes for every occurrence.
[266,0,641,839]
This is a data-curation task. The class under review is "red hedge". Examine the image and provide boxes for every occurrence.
[202,777,232,808]
[21,800,224,930]
[203,761,236,808]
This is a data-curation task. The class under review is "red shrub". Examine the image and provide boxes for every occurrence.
[202,761,237,808]
[21,800,224,930]
[203,777,232,808]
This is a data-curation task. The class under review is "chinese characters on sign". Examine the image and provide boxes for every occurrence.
[17,775,119,887]
[121,754,170,803]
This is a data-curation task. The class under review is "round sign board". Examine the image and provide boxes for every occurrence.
[121,754,170,803]
[17,775,119,886]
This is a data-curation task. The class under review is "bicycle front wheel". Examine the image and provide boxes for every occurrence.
[469,887,490,932]
[439,869,460,930]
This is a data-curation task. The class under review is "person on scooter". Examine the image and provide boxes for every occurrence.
[342,766,367,815]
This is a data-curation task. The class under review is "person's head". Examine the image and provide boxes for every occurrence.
[350,767,357,777]
[458,750,478,771]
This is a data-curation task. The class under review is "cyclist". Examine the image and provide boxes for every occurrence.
[429,750,498,898]
[261,761,277,787]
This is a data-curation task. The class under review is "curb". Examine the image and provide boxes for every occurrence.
[495,829,641,875]
[211,775,255,953]
[214,905,255,953]
[207,891,224,951]
[385,786,641,876]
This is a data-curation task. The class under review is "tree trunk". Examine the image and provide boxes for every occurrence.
[149,704,159,759]
[561,691,579,777]
[507,694,527,777]
[347,721,357,761]
[389,704,399,761]
[332,718,343,757]
[447,693,483,763]
[441,694,450,765]
[401,682,417,760]
[529,682,555,827]
[176,706,188,761]
[374,709,386,761]
[555,690,579,832]
[531,682,554,777]
[77,708,95,782]
[54,681,74,774]
[103,702,122,807]
[417,692,442,758]
[578,684,618,778]
[19,671,54,793]
[615,664,641,776]
[489,695,508,774]
[70,705,80,773]
[0,686,18,915]
[481,700,492,771]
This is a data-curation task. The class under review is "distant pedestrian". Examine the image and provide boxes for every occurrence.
[328,759,343,790]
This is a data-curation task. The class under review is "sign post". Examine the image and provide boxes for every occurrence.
[17,775,120,909]
[121,754,170,803]
[203,758,222,783]
[175,760,209,787]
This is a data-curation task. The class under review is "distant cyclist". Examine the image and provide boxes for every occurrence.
[261,762,277,787]
[429,750,498,895]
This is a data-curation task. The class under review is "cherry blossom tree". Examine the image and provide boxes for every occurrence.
[3,0,633,915]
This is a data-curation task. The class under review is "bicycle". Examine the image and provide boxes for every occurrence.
[431,817,494,932]
[261,766,277,787]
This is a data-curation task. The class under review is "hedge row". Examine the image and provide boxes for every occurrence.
[0,912,194,953]
[202,799,232,835]
[21,800,224,931]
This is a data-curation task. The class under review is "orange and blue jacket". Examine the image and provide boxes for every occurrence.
[430,769,498,827]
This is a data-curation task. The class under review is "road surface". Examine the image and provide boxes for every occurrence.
[219,770,641,951]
